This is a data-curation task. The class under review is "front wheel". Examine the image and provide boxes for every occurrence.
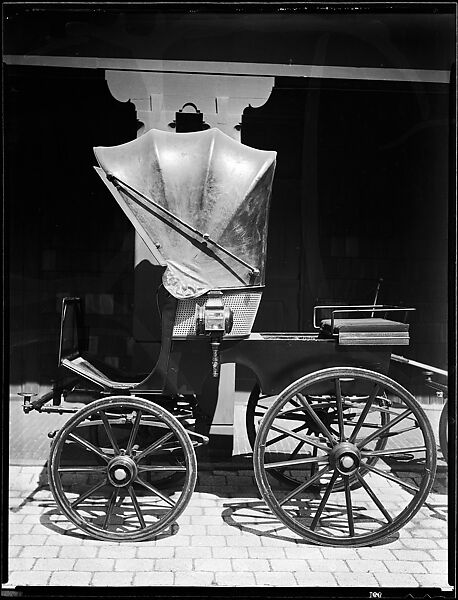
[48,396,197,541]
[253,367,436,547]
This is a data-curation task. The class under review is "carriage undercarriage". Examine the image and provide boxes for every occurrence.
[21,128,447,548]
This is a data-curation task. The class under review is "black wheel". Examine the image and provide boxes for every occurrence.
[48,396,197,541]
[246,381,389,491]
[253,367,436,546]
[439,400,448,463]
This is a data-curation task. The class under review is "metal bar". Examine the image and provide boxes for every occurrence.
[110,174,259,275]
[391,354,448,377]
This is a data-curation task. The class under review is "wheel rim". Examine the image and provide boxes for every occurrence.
[247,382,389,491]
[439,400,448,463]
[253,368,437,546]
[48,396,197,541]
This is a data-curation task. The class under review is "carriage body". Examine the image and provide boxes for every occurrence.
[22,129,441,547]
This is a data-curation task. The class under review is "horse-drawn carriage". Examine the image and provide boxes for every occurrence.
[21,128,448,547]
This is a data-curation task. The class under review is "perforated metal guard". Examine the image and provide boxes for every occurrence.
[173,290,263,338]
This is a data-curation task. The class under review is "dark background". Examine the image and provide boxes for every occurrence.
[4,5,454,400]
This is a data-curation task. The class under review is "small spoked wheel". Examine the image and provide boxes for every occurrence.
[253,368,437,546]
[48,396,197,541]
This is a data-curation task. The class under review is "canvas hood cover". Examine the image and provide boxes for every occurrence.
[94,128,276,299]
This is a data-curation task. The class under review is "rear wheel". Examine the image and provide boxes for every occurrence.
[48,396,197,541]
[253,368,436,546]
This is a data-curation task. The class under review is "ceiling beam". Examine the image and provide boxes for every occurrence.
[3,54,450,84]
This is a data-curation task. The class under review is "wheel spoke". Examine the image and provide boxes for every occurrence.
[268,423,330,451]
[280,465,332,506]
[265,455,329,470]
[289,439,306,461]
[126,410,142,454]
[138,465,186,472]
[357,409,412,449]
[355,472,393,523]
[310,471,339,530]
[266,423,308,447]
[296,393,337,446]
[374,425,419,438]
[135,476,176,508]
[68,432,110,462]
[128,485,146,529]
[99,411,120,454]
[334,378,345,441]
[71,478,108,508]
[58,466,107,473]
[362,445,426,457]
[363,463,420,493]
[276,440,306,476]
[135,431,175,462]
[102,489,119,530]
[343,476,355,536]
[348,384,380,443]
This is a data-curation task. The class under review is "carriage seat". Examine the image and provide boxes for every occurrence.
[61,356,138,390]
[320,318,410,346]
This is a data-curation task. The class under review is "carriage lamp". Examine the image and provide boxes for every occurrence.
[195,291,233,378]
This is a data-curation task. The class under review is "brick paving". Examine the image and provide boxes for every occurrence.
[3,464,451,591]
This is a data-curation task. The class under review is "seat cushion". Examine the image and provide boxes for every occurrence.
[321,317,410,335]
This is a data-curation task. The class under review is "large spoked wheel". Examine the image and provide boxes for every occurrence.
[246,381,389,491]
[48,396,197,541]
[439,400,448,463]
[253,368,437,546]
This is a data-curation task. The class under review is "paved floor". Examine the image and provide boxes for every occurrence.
[4,463,451,590]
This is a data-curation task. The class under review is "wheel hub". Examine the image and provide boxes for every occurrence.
[107,455,138,487]
[330,442,361,476]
